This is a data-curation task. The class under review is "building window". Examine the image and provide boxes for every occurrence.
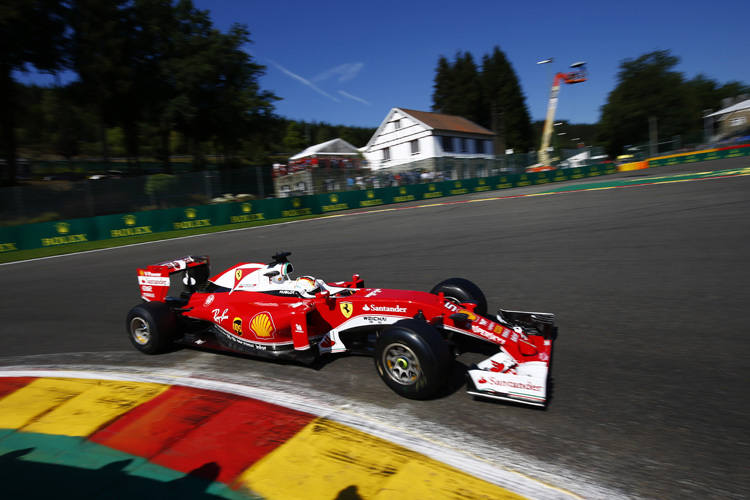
[383,148,390,161]
[460,138,468,153]
[410,139,419,155]
[394,119,401,130]
[442,136,454,153]
[475,139,485,154]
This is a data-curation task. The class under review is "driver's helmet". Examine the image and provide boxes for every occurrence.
[270,262,293,284]
[295,276,323,297]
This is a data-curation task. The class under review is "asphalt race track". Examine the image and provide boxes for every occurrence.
[1,158,749,499]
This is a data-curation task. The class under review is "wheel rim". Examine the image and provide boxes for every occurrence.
[382,343,422,385]
[130,317,150,345]
[444,296,461,306]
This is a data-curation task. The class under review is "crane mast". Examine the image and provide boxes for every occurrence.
[537,62,587,167]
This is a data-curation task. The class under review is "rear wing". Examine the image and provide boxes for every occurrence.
[137,255,210,302]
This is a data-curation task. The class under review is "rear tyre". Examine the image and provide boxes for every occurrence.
[126,302,177,354]
[430,278,488,316]
[374,319,452,400]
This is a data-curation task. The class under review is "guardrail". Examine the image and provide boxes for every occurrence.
[0,163,618,253]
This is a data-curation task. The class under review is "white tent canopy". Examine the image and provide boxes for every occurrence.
[289,138,360,161]
[706,99,750,120]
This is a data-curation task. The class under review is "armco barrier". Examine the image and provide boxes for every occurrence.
[0,163,618,253]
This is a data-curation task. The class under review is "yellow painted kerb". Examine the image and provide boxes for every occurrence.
[237,417,528,500]
[0,377,168,436]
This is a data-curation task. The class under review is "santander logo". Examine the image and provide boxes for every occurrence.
[362,304,407,313]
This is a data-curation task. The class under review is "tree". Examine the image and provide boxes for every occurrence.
[431,52,482,124]
[69,0,134,167]
[432,47,533,153]
[131,0,278,170]
[480,47,533,153]
[283,122,307,153]
[599,50,691,155]
[0,0,69,185]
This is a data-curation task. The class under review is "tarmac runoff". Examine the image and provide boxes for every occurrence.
[0,370,582,500]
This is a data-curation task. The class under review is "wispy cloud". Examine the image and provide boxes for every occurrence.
[338,91,371,106]
[268,59,341,102]
[312,63,364,83]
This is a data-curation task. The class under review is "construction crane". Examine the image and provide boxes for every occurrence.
[537,62,587,168]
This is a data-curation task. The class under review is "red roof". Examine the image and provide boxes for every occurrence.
[398,108,495,136]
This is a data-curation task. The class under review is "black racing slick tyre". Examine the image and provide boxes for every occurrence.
[430,278,488,316]
[126,302,177,354]
[374,319,452,400]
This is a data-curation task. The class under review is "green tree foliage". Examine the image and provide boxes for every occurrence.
[431,47,533,153]
[481,47,533,153]
[0,0,70,185]
[282,122,307,152]
[69,0,133,166]
[7,0,282,177]
[598,50,750,155]
[599,51,688,155]
[432,52,482,123]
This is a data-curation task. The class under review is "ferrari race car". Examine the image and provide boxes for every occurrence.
[127,253,557,407]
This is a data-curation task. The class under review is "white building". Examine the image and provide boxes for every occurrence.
[362,108,495,171]
[705,96,750,140]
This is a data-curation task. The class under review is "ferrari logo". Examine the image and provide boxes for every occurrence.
[340,302,353,318]
[235,269,243,281]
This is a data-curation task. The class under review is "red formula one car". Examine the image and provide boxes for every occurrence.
[127,253,556,406]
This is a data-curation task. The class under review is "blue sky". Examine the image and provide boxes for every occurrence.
[16,0,750,128]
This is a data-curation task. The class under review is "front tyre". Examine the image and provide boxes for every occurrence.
[430,278,488,316]
[374,319,452,400]
[126,302,177,354]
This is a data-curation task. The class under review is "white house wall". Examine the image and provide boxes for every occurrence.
[363,109,494,170]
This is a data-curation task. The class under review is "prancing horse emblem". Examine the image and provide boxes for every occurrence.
[340,302,353,319]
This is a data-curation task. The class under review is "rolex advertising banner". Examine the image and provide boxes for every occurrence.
[0,225,22,254]
[21,218,97,251]
[649,145,750,167]
[277,195,317,219]
[214,198,278,226]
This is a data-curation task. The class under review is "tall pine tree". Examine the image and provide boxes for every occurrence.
[432,47,533,153]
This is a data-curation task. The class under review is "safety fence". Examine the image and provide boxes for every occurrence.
[0,163,617,253]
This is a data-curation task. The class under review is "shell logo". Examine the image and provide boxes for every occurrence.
[250,312,276,339]
[458,308,478,322]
